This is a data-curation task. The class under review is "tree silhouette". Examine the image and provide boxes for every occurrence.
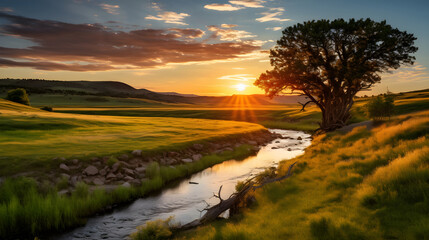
[255,18,417,131]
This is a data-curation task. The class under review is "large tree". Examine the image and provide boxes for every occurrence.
[255,18,417,131]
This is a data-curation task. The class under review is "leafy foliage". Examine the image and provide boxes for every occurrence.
[255,18,417,131]
[366,95,395,120]
[5,88,30,105]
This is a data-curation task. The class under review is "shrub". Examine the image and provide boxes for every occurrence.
[5,88,30,105]
[40,106,53,111]
[130,217,175,240]
[366,95,395,120]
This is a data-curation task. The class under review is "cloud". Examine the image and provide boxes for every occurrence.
[168,28,205,38]
[0,13,260,71]
[265,27,282,31]
[229,0,265,8]
[256,11,291,22]
[221,24,238,28]
[218,73,255,82]
[145,3,190,25]
[99,3,120,15]
[204,3,243,11]
[0,7,13,12]
[382,64,429,83]
[145,12,190,25]
[208,25,256,41]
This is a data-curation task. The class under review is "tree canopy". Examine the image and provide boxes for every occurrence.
[255,18,417,131]
[5,88,30,106]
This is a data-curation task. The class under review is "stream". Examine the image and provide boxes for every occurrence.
[58,129,311,240]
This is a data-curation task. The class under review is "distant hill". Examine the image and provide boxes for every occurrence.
[156,91,200,98]
[0,79,191,103]
[0,79,306,105]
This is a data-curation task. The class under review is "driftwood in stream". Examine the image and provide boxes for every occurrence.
[179,161,297,230]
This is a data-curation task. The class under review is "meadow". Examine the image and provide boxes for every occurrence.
[1,88,429,239]
[0,98,264,176]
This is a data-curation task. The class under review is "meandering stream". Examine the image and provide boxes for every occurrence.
[58,129,311,240]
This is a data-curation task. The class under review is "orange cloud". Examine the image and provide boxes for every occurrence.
[208,25,256,41]
[0,13,260,71]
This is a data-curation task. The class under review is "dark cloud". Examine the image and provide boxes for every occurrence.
[0,13,259,71]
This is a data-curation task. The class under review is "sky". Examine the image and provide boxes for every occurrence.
[0,0,428,96]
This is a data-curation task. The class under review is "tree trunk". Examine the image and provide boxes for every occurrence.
[319,98,353,131]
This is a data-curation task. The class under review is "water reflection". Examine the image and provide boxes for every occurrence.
[58,129,311,240]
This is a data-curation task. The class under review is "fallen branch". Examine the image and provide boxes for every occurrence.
[178,161,297,230]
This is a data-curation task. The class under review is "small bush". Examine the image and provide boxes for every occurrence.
[130,217,175,240]
[5,88,30,105]
[40,106,53,112]
[107,156,118,167]
[366,95,394,120]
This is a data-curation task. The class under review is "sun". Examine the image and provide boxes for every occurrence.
[234,83,248,92]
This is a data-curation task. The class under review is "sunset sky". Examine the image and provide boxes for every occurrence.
[0,0,428,96]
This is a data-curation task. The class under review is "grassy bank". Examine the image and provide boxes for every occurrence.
[0,99,264,176]
[176,110,429,240]
[0,144,256,239]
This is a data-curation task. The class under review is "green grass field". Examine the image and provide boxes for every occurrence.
[0,99,264,176]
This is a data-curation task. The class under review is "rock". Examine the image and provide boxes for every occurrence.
[131,149,142,157]
[71,159,79,165]
[106,173,116,179]
[297,136,303,140]
[116,173,124,179]
[135,167,146,173]
[247,140,258,146]
[287,148,292,151]
[83,165,98,176]
[271,147,279,149]
[122,182,131,188]
[83,178,92,184]
[124,176,134,181]
[275,141,280,143]
[58,189,69,196]
[123,168,134,176]
[112,162,121,173]
[192,154,203,161]
[168,152,179,157]
[119,161,132,168]
[234,143,242,148]
[93,178,104,185]
[59,157,66,161]
[70,176,79,186]
[181,158,193,163]
[192,143,204,151]
[118,154,129,161]
[59,163,70,172]
[99,169,107,176]
[223,147,233,152]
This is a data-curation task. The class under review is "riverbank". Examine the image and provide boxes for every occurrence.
[0,128,279,239]
[176,110,429,240]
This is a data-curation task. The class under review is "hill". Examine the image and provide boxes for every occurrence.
[0,78,191,103]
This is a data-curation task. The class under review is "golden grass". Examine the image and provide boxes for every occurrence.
[177,112,429,240]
